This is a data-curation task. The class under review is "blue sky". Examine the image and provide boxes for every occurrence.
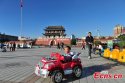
[0,0,125,38]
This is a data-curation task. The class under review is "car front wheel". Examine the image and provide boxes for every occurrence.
[51,70,63,83]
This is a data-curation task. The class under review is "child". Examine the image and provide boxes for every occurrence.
[63,46,80,62]
[63,46,72,56]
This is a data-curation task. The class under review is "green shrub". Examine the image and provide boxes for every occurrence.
[94,40,101,46]
[71,39,76,45]
[118,41,125,48]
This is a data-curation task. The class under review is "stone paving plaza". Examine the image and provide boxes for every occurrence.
[0,47,125,83]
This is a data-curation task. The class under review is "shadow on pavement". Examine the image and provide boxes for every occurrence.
[62,62,119,83]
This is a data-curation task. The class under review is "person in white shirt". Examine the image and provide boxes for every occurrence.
[98,44,103,56]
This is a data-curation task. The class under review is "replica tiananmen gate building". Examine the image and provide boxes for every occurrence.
[35,26,71,46]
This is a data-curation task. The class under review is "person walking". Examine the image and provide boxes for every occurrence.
[81,41,85,50]
[61,42,64,50]
[0,43,4,49]
[98,43,103,56]
[49,41,53,48]
[9,43,13,51]
[13,42,16,51]
[57,42,60,49]
[85,32,94,59]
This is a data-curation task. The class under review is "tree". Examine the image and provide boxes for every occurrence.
[118,34,125,41]
[118,41,125,48]
[118,34,125,48]
[71,39,76,45]
[94,40,101,46]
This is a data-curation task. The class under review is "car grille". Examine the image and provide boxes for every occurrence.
[38,61,43,68]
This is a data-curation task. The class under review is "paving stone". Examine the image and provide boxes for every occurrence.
[0,48,125,83]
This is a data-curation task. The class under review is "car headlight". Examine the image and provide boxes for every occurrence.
[44,63,54,69]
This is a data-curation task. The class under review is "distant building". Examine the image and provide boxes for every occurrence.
[94,36,114,44]
[70,34,76,39]
[35,26,71,46]
[0,33,18,42]
[114,24,125,37]
[18,36,31,41]
[43,26,66,38]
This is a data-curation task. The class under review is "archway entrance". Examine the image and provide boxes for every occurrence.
[49,40,57,46]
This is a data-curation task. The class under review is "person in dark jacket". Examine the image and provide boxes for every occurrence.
[61,42,64,50]
[0,43,4,49]
[13,42,16,51]
[57,42,60,49]
[85,32,94,59]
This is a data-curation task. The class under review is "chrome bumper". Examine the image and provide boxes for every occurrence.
[35,67,49,78]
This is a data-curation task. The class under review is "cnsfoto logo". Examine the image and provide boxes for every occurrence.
[93,71,123,79]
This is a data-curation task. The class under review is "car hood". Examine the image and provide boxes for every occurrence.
[41,57,58,64]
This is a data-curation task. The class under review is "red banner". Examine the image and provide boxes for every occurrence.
[20,0,23,7]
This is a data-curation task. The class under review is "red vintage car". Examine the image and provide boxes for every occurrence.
[35,52,82,83]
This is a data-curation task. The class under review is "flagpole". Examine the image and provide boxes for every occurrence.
[20,0,23,37]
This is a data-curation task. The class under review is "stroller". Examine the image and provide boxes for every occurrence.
[1,46,7,52]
